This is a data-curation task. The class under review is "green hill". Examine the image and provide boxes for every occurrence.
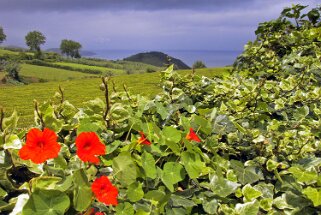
[124,51,190,70]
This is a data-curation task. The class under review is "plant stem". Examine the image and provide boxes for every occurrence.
[102,77,111,129]
[34,100,45,130]
[0,107,4,132]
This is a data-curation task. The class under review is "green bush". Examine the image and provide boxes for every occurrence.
[192,60,206,69]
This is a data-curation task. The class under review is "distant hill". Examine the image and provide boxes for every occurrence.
[46,48,96,56]
[124,51,190,69]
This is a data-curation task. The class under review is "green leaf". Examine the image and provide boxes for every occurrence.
[0,187,7,198]
[206,174,240,197]
[144,190,166,202]
[155,102,169,120]
[162,127,181,155]
[22,189,70,215]
[166,207,187,215]
[61,101,77,119]
[293,105,309,121]
[192,115,211,135]
[254,183,274,199]
[242,184,262,202]
[142,151,157,179]
[112,152,137,186]
[202,198,218,214]
[170,195,196,208]
[3,110,18,132]
[162,126,181,143]
[115,202,134,215]
[260,198,273,211]
[161,64,174,80]
[72,169,92,212]
[303,187,321,207]
[161,162,186,192]
[181,151,206,179]
[106,140,122,154]
[266,159,279,172]
[288,166,318,184]
[235,200,259,215]
[3,134,21,149]
[78,118,101,134]
[41,105,63,133]
[230,160,262,185]
[109,103,129,123]
[127,182,144,202]
[30,176,62,192]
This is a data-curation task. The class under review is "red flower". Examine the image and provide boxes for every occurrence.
[19,128,61,164]
[137,131,151,145]
[91,176,118,206]
[95,212,104,215]
[75,132,106,164]
[186,128,201,142]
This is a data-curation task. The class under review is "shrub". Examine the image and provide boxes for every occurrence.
[146,68,156,73]
[192,60,206,69]
[4,60,20,81]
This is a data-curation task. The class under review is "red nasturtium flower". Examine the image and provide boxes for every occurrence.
[137,131,151,145]
[75,132,106,164]
[186,128,201,142]
[91,176,118,206]
[19,128,61,164]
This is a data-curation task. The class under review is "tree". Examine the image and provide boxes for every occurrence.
[25,31,46,58]
[0,26,6,44]
[193,60,206,69]
[60,39,82,58]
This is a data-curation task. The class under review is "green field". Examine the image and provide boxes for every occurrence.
[20,64,97,81]
[53,62,126,75]
[0,48,19,56]
[0,67,229,128]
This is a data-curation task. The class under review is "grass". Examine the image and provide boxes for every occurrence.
[0,67,230,128]
[20,64,97,81]
[0,48,19,56]
[53,62,126,75]
[65,58,162,73]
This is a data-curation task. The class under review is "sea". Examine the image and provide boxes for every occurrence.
[85,50,243,68]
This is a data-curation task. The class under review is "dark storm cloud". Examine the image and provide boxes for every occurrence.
[0,0,319,51]
[0,0,257,12]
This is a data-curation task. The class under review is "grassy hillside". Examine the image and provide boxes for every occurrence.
[20,64,97,81]
[53,62,126,75]
[64,58,162,74]
[0,48,19,56]
[0,67,230,128]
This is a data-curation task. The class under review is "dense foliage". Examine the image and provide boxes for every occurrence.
[0,26,6,44]
[0,4,321,215]
[25,31,46,58]
[60,40,82,58]
[193,61,206,69]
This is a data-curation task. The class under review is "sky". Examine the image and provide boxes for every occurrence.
[0,0,319,51]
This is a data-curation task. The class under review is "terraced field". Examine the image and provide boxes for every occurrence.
[20,64,97,81]
[53,62,126,75]
[0,67,230,128]
[0,48,19,56]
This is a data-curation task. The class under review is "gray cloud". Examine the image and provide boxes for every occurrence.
[0,0,276,12]
[0,0,319,52]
